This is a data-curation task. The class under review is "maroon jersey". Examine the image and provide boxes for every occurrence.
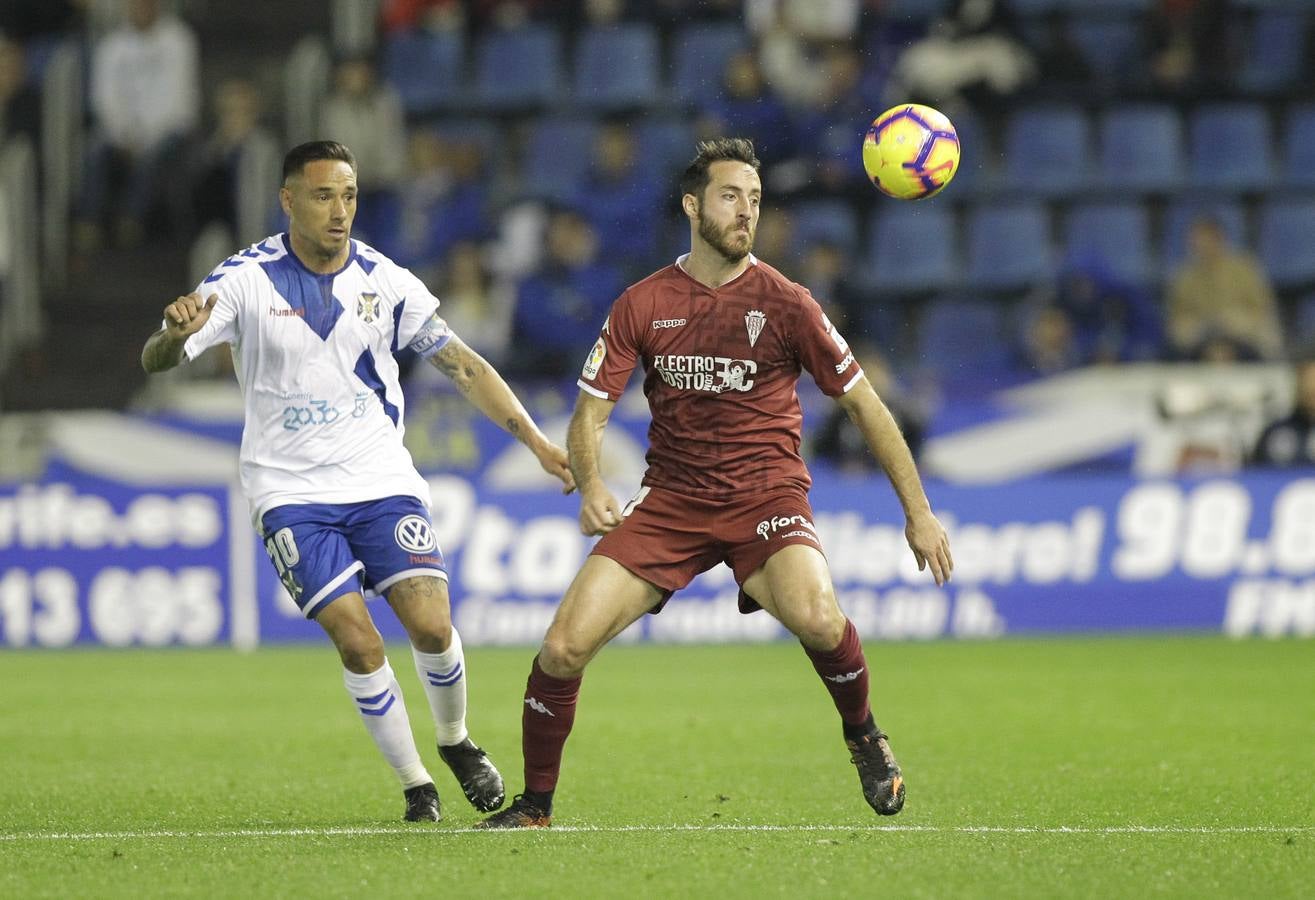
[577,255,863,497]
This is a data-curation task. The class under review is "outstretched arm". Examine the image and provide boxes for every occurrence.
[566,391,622,536]
[835,377,953,584]
[429,336,574,492]
[141,293,217,373]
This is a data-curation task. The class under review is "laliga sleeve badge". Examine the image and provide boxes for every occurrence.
[582,337,607,379]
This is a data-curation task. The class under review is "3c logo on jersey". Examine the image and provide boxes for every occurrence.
[394,515,437,553]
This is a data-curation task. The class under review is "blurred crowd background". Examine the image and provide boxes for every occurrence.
[2,0,1314,470]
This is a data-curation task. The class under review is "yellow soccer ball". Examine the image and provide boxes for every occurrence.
[862,104,961,200]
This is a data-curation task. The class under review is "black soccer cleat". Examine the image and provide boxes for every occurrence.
[402,782,441,822]
[472,794,552,829]
[438,738,506,812]
[846,730,905,816]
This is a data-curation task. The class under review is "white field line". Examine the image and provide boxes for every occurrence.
[2,824,1312,842]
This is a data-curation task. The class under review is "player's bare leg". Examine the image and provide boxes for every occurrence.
[743,545,905,816]
[476,555,662,829]
[388,575,504,812]
[317,593,440,821]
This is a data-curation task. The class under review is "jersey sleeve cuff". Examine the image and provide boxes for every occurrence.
[577,379,611,400]
[840,367,865,394]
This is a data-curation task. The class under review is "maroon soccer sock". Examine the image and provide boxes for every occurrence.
[804,619,873,732]
[522,655,582,797]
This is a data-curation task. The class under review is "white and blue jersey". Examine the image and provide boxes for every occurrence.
[181,233,452,524]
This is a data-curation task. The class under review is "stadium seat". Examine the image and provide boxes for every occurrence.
[382,30,464,115]
[1097,105,1184,194]
[670,23,746,106]
[1188,103,1275,192]
[966,202,1053,291]
[1258,198,1315,289]
[1001,106,1094,197]
[1067,17,1142,86]
[793,199,860,254]
[474,24,563,109]
[521,117,598,200]
[635,118,695,179]
[573,24,661,111]
[867,203,958,293]
[1280,103,1315,189]
[1238,10,1308,94]
[915,295,1014,391]
[880,0,946,18]
[1062,202,1155,285]
[1162,199,1247,270]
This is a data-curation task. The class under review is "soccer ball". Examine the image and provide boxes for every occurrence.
[862,104,961,200]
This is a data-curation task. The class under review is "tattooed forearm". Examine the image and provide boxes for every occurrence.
[429,340,486,396]
[506,419,521,436]
[141,330,185,373]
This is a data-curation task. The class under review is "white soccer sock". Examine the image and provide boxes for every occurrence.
[342,659,431,789]
[411,629,469,746]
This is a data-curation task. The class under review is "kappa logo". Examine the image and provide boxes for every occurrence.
[824,668,865,684]
[394,515,437,553]
[755,514,816,540]
[652,318,687,329]
[357,293,380,323]
[525,696,555,717]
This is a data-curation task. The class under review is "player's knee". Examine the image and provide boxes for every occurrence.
[409,620,453,654]
[787,590,846,650]
[539,630,594,678]
[334,624,386,673]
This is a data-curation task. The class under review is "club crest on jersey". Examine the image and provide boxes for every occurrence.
[745,309,766,347]
[357,293,380,323]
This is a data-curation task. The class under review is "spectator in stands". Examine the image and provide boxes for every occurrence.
[699,49,793,168]
[1251,358,1315,468]
[188,78,277,242]
[581,122,664,273]
[787,44,873,196]
[76,0,200,248]
[1145,0,1235,97]
[812,344,926,471]
[508,206,624,379]
[392,129,490,274]
[1023,255,1162,370]
[883,0,1036,115]
[0,34,38,149]
[1166,215,1283,362]
[320,55,407,192]
[433,240,513,367]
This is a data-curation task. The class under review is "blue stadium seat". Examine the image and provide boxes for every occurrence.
[573,24,661,110]
[474,25,564,109]
[1280,104,1315,189]
[868,202,959,293]
[1162,199,1247,270]
[881,0,947,18]
[671,23,746,106]
[521,118,598,200]
[1001,106,1093,197]
[1188,103,1275,192]
[942,109,992,196]
[1062,202,1155,284]
[382,30,464,115]
[1097,105,1184,194]
[915,295,1014,391]
[1068,17,1142,86]
[635,118,695,179]
[1239,10,1308,94]
[793,199,860,254]
[1258,198,1315,288]
[966,202,1053,290]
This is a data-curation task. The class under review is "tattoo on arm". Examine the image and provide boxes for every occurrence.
[505,418,520,436]
[429,340,485,396]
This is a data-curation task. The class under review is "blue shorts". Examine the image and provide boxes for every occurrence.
[259,495,447,619]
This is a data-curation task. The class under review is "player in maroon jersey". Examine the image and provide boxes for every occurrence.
[477,138,953,829]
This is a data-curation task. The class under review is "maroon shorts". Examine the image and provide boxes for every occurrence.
[590,484,824,613]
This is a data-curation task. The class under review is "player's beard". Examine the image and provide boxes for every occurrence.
[698,210,753,263]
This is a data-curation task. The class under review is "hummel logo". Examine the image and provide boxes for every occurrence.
[525,696,555,717]
[824,668,865,684]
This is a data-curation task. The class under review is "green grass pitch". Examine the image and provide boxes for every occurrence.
[2,636,1312,898]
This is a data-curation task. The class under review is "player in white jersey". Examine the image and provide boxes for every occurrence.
[141,141,575,823]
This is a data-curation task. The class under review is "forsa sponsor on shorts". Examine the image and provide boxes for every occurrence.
[756,514,817,540]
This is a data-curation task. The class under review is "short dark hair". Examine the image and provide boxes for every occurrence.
[282,141,357,183]
[679,137,761,202]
